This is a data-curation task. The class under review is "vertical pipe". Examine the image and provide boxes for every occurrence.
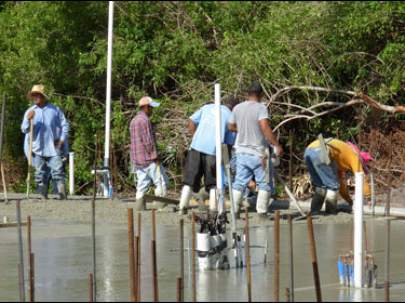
[307,215,322,302]
[29,253,35,302]
[27,216,33,302]
[274,210,280,302]
[0,94,7,203]
[88,273,94,302]
[245,209,252,302]
[370,173,375,216]
[104,1,114,170]
[128,208,136,302]
[289,130,293,190]
[134,236,139,302]
[151,209,159,302]
[16,200,26,302]
[384,187,392,302]
[214,83,224,213]
[176,277,182,302]
[69,152,74,196]
[137,213,142,301]
[354,172,364,288]
[288,215,295,302]
[179,219,184,302]
[91,137,98,302]
[191,214,197,302]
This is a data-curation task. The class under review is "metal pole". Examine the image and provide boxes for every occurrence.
[245,209,252,302]
[214,83,224,213]
[288,214,295,302]
[307,215,322,302]
[29,253,35,302]
[128,208,136,302]
[354,172,364,288]
[91,137,98,301]
[137,213,142,301]
[16,200,26,302]
[179,219,184,302]
[69,152,74,196]
[151,209,159,302]
[103,1,114,197]
[27,216,34,302]
[274,210,280,302]
[385,188,392,302]
[134,235,139,302]
[191,213,197,302]
[289,130,293,190]
[0,93,8,202]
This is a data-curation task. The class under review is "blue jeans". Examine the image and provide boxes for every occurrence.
[32,154,65,187]
[304,147,339,190]
[135,162,168,198]
[232,153,271,192]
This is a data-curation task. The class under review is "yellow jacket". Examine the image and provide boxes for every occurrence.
[308,139,370,204]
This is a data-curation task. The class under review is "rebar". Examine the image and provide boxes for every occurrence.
[274,210,280,302]
[307,215,322,302]
[288,214,295,302]
[16,200,26,302]
[245,209,252,302]
[151,209,159,302]
[128,208,136,302]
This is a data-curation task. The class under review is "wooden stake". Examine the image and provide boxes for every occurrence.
[245,209,252,302]
[176,277,182,302]
[288,215,295,302]
[151,209,159,302]
[128,208,136,302]
[307,215,322,302]
[274,210,280,302]
[191,213,197,302]
[88,273,94,302]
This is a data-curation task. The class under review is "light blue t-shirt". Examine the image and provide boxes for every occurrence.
[190,104,235,156]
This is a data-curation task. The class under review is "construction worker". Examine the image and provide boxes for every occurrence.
[228,81,283,216]
[130,96,168,211]
[178,96,238,214]
[21,84,69,200]
[304,137,373,215]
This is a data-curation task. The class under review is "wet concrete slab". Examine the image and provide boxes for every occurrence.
[1,217,405,301]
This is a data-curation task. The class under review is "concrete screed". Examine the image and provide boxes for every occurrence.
[1,195,405,302]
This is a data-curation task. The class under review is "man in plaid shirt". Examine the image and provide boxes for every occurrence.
[130,96,168,210]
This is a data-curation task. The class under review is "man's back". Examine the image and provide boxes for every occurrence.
[232,101,269,157]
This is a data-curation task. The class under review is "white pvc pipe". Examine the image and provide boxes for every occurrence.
[104,1,114,167]
[103,1,114,197]
[354,172,364,288]
[69,152,74,196]
[214,83,224,213]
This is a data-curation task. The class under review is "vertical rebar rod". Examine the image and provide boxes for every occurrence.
[151,209,159,302]
[29,253,35,302]
[91,136,98,302]
[245,209,252,302]
[134,235,139,302]
[128,208,136,302]
[176,277,182,302]
[27,216,34,302]
[137,213,142,301]
[285,288,290,303]
[274,210,280,302]
[16,200,26,302]
[179,219,184,302]
[384,187,392,302]
[191,213,197,302]
[307,215,322,302]
[288,215,295,302]
[88,273,94,302]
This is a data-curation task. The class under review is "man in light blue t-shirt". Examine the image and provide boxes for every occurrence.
[228,81,283,216]
[178,97,238,214]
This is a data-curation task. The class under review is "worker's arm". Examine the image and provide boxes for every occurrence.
[258,119,283,156]
[187,119,197,135]
[338,169,353,205]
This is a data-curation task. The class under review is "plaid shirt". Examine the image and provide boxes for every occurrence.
[130,111,158,168]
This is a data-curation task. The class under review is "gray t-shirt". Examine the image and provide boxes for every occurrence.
[229,101,269,157]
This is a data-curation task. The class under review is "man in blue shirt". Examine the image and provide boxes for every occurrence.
[21,84,69,199]
[178,96,238,214]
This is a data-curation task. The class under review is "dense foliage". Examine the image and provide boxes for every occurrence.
[0,1,403,193]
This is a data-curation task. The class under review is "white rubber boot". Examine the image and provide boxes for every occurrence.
[325,189,338,214]
[256,190,270,214]
[232,190,243,215]
[209,188,217,212]
[179,185,192,212]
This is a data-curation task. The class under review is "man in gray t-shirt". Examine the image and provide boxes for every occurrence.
[228,81,283,216]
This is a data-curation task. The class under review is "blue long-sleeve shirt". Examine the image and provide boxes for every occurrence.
[21,103,69,158]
